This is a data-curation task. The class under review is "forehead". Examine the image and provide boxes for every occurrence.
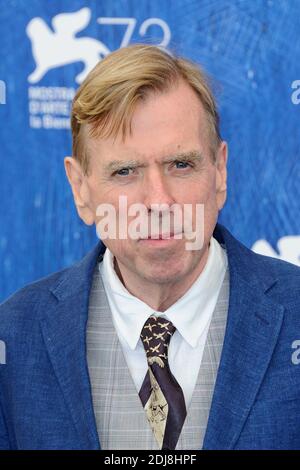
[86,81,210,165]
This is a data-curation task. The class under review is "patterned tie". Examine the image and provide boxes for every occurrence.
[139,315,187,449]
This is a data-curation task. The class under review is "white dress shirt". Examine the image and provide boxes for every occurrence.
[99,237,228,408]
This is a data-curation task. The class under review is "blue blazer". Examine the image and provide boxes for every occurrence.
[0,223,300,450]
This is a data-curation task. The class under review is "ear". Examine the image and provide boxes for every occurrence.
[215,141,228,210]
[64,156,95,225]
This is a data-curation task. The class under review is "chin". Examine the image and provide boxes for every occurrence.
[138,258,191,285]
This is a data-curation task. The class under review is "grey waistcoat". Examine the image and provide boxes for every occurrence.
[86,260,229,450]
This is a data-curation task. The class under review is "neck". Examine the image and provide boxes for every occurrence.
[114,246,210,312]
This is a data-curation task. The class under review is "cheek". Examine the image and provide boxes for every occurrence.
[102,238,134,260]
[199,172,218,207]
[88,185,124,221]
[193,176,219,229]
[91,181,141,210]
[177,175,216,205]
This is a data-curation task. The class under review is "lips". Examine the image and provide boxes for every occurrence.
[140,231,182,240]
[148,233,174,239]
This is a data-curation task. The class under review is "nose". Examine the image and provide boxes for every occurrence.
[142,168,175,210]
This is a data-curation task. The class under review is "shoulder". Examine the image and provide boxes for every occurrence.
[253,252,300,303]
[215,224,300,311]
[0,240,105,336]
[215,223,300,284]
[0,267,71,335]
[233,244,300,328]
[250,249,300,281]
[233,241,300,304]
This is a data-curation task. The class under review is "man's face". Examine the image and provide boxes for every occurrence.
[66,80,227,286]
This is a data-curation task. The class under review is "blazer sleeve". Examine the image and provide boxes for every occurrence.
[0,395,10,449]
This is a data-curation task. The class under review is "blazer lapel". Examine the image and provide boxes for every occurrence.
[37,223,285,450]
[39,241,105,450]
[203,225,285,449]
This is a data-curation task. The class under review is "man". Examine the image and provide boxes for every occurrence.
[0,44,300,450]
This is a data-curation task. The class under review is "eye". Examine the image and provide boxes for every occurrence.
[114,167,134,176]
[174,161,192,169]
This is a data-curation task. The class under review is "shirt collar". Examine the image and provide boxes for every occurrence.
[100,249,154,350]
[99,237,227,350]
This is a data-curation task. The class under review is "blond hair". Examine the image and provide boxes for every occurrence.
[71,44,221,174]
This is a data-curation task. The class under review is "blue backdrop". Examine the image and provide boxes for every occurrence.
[1,0,300,302]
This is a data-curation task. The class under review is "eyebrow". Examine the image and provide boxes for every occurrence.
[163,151,204,165]
[104,150,205,174]
[104,159,144,174]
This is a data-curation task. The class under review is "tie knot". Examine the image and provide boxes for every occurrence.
[140,316,176,366]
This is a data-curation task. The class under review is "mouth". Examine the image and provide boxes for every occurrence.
[140,230,181,239]
[138,232,182,245]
